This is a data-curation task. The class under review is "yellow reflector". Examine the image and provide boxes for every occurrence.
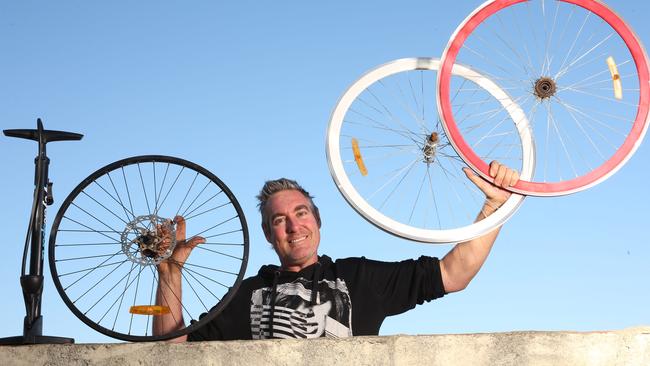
[129,305,171,316]
[351,138,368,176]
[606,56,623,100]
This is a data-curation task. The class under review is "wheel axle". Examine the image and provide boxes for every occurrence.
[423,132,439,164]
[534,77,556,99]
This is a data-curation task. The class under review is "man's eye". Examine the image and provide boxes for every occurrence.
[273,217,285,225]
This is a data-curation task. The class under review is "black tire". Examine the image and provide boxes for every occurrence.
[49,155,248,341]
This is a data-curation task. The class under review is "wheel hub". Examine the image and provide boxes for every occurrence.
[534,77,556,99]
[121,215,176,265]
[423,132,439,164]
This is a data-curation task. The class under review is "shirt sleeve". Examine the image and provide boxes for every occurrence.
[360,256,446,317]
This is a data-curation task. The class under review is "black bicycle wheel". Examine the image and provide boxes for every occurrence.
[49,155,249,341]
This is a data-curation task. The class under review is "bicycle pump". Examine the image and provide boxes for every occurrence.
[0,119,82,345]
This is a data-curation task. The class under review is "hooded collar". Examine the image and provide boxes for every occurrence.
[258,254,333,281]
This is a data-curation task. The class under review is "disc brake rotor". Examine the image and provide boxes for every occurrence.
[121,215,176,265]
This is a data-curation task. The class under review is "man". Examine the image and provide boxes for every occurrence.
[153,161,519,341]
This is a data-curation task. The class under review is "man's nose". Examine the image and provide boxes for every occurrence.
[285,217,298,232]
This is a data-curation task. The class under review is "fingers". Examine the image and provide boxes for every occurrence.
[465,163,519,210]
[463,167,489,191]
[185,235,206,249]
[174,215,186,241]
[509,169,520,187]
[172,215,204,250]
[488,161,519,189]
[490,161,507,187]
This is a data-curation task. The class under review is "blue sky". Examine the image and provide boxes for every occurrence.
[1,0,649,343]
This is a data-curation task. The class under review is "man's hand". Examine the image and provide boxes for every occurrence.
[157,215,205,275]
[462,161,519,213]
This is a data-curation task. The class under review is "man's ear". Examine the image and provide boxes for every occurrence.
[262,222,272,243]
[313,205,322,228]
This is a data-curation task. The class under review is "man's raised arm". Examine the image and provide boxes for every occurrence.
[440,161,519,293]
[153,216,204,342]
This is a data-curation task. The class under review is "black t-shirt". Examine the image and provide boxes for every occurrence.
[188,255,446,341]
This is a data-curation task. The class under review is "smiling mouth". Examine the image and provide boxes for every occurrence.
[289,235,308,244]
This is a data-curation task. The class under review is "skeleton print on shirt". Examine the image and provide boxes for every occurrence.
[250,277,352,339]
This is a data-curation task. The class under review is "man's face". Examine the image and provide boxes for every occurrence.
[263,189,320,271]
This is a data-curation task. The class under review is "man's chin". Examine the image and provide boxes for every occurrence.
[285,252,318,268]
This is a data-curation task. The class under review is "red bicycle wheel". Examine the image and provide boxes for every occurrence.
[437,0,649,196]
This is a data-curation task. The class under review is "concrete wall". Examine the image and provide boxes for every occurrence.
[2,327,649,366]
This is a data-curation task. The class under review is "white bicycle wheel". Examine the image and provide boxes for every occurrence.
[326,58,535,243]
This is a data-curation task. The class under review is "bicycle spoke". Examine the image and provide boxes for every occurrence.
[153,162,171,217]
[80,190,130,226]
[555,10,591,80]
[195,245,244,261]
[61,216,121,242]
[378,78,428,135]
[561,86,640,107]
[149,266,186,329]
[184,202,232,222]
[180,180,212,218]
[188,215,239,239]
[202,228,243,240]
[56,242,120,247]
[70,202,123,236]
[137,163,153,221]
[156,166,186,215]
[179,261,239,276]
[556,33,615,80]
[553,96,621,153]
[202,242,245,246]
[367,157,419,202]
[143,269,155,336]
[103,262,137,326]
[178,263,231,290]
[121,167,137,223]
[57,253,124,263]
[343,148,414,165]
[73,259,133,305]
[554,97,629,137]
[541,1,561,76]
[365,88,422,145]
[349,102,422,144]
[57,259,127,277]
[408,168,428,224]
[175,172,200,218]
[179,266,211,312]
[95,266,144,324]
[105,172,136,222]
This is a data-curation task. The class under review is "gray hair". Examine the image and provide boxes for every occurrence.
[257,178,321,231]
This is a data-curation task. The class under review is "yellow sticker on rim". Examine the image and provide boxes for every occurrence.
[606,56,623,100]
[351,138,368,176]
[129,305,171,316]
